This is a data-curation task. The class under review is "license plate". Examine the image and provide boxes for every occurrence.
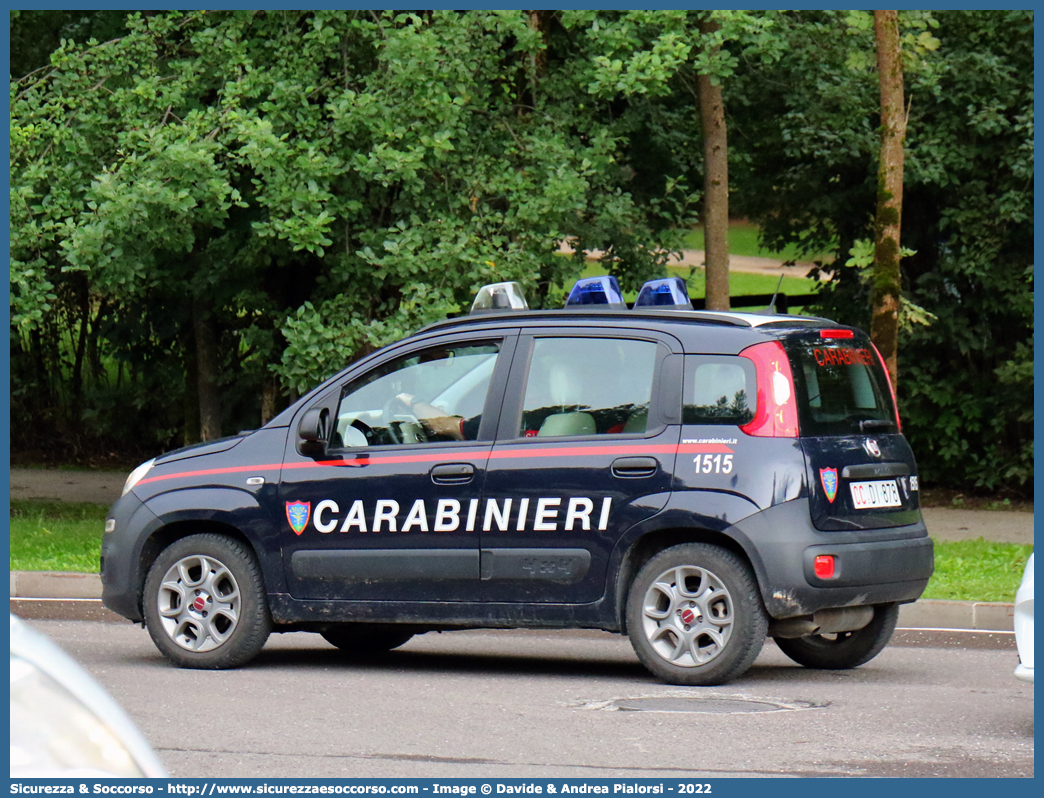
[849,479,902,509]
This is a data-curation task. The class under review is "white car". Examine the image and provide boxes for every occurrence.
[9,614,167,777]
[1014,552,1033,683]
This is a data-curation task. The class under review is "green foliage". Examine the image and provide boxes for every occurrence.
[728,10,1033,494]
[10,10,698,442]
[844,239,937,329]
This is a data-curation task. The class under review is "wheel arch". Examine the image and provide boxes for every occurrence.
[609,491,771,634]
[135,486,278,617]
[613,526,760,635]
[135,518,259,618]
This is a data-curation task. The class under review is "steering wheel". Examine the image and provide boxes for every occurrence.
[381,395,420,445]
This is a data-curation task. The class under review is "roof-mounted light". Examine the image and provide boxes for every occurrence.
[470,282,530,314]
[635,277,693,310]
[565,276,626,309]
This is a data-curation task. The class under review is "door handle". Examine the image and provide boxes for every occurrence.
[431,463,475,485]
[611,456,659,478]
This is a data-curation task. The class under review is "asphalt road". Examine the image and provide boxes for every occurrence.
[27,619,1033,779]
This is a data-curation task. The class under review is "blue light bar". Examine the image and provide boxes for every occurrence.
[565,276,626,308]
[635,277,693,310]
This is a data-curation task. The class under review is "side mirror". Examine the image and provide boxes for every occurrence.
[297,407,329,455]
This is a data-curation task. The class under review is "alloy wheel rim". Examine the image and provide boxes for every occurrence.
[156,554,241,652]
[640,564,735,667]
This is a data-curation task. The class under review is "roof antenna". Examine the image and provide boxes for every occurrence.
[757,275,786,315]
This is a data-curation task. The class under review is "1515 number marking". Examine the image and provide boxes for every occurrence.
[693,454,733,474]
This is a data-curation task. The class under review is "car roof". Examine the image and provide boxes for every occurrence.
[416,307,837,336]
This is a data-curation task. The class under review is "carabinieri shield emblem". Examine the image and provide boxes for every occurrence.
[819,468,839,503]
[286,501,311,535]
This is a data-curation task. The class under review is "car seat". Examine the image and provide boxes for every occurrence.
[537,362,595,437]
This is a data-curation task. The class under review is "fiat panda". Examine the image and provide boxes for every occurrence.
[101,277,933,685]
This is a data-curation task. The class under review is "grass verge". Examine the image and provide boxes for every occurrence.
[682,220,835,263]
[9,500,1033,605]
[922,538,1033,602]
[10,500,108,573]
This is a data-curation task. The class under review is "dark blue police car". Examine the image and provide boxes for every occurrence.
[101,277,933,685]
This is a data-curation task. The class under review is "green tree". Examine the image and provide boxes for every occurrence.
[727,10,1032,492]
[11,10,689,451]
[565,9,784,309]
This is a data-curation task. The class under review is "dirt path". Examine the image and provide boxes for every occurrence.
[672,250,825,279]
[11,468,127,506]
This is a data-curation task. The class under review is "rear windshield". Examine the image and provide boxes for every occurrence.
[785,339,897,436]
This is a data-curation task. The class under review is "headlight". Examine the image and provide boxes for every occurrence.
[122,458,155,497]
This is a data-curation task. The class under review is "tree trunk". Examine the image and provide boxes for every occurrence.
[526,11,548,109]
[182,325,201,447]
[872,10,906,387]
[86,298,108,383]
[261,375,280,426]
[192,297,222,441]
[70,273,89,405]
[697,15,730,311]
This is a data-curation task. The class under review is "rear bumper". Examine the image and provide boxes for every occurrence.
[726,498,934,619]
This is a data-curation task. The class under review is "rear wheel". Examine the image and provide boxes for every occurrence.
[626,543,768,686]
[773,603,899,669]
[320,624,415,655]
[143,534,271,669]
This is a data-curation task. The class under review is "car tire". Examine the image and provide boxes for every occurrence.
[773,602,899,670]
[143,534,271,669]
[320,624,415,654]
[626,543,768,686]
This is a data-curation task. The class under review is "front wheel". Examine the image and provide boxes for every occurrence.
[143,534,271,669]
[626,543,768,686]
[772,603,899,670]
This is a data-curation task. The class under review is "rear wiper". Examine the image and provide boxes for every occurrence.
[859,419,896,431]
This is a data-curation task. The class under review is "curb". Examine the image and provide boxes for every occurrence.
[9,571,1016,632]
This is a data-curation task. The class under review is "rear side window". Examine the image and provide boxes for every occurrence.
[785,339,896,436]
[518,337,657,437]
[683,356,755,425]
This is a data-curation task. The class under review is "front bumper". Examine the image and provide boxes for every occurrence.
[100,495,164,622]
[725,498,934,619]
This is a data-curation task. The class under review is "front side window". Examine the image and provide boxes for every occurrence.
[332,341,500,447]
[518,337,657,437]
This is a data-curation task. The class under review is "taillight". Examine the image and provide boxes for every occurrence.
[820,328,855,339]
[740,341,799,438]
[871,343,902,431]
[814,555,836,579]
